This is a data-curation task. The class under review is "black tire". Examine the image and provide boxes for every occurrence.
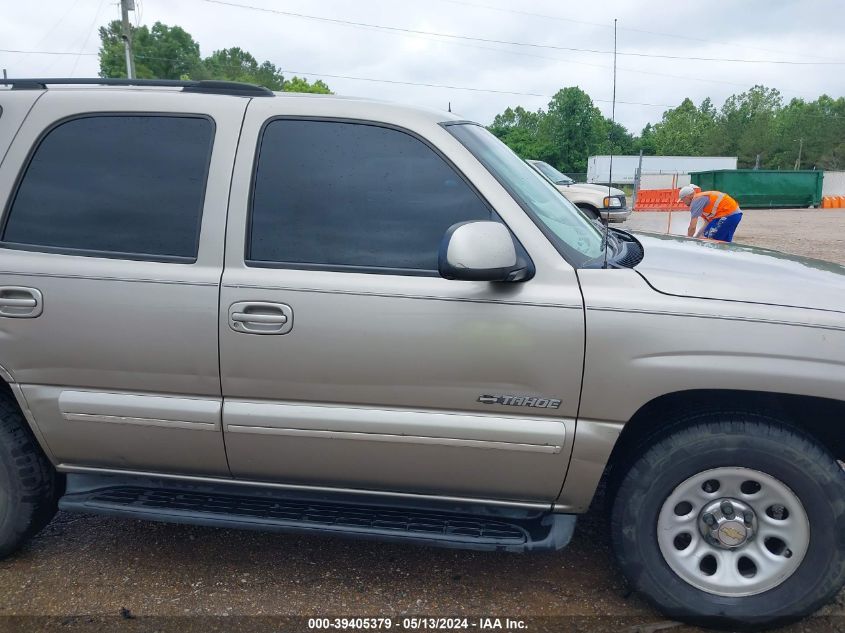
[611,413,845,630]
[576,204,601,222]
[0,389,58,558]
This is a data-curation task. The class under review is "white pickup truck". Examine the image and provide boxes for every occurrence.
[527,159,631,223]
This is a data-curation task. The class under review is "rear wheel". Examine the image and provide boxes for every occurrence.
[0,390,58,558]
[611,414,845,629]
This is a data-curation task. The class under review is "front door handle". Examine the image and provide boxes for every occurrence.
[0,286,43,318]
[231,312,287,325]
[228,301,293,335]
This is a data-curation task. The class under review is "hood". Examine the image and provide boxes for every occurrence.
[633,232,845,315]
[559,183,625,197]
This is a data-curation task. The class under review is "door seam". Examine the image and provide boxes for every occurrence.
[216,97,252,476]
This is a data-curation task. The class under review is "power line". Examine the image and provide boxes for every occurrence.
[0,48,98,56]
[0,25,826,100]
[195,0,845,65]
[432,0,842,63]
[0,43,818,99]
[180,0,834,98]
[27,0,86,54]
[4,2,840,108]
[355,25,822,99]
[70,0,108,77]
[6,48,843,116]
[6,0,85,75]
[272,68,675,106]
[0,48,674,106]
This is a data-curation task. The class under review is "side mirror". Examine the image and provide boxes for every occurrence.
[438,221,530,282]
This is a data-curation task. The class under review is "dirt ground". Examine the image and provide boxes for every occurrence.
[0,209,843,633]
[626,208,845,266]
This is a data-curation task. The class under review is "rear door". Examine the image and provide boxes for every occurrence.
[0,89,245,475]
[218,100,586,503]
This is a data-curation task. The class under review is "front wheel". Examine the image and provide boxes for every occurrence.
[575,204,602,222]
[611,414,845,629]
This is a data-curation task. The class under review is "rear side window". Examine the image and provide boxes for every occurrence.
[248,119,490,273]
[2,115,214,261]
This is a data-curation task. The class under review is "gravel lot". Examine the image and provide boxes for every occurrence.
[1,209,843,632]
[626,208,845,266]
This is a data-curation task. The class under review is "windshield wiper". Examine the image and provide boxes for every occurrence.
[582,228,643,269]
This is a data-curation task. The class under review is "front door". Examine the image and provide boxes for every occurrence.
[219,104,585,502]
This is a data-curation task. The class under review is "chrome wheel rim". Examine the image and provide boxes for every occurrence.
[657,467,809,597]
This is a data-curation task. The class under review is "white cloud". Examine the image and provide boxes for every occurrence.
[2,0,843,133]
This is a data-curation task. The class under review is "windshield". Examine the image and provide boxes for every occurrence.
[447,123,605,265]
[531,160,573,185]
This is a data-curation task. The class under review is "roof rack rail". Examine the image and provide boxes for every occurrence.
[0,78,275,97]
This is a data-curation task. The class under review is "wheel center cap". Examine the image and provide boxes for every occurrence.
[717,520,748,546]
[699,497,756,549]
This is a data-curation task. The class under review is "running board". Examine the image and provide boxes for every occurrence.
[58,476,576,553]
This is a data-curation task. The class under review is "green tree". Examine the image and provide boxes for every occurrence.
[541,87,609,173]
[198,49,331,93]
[632,86,845,169]
[282,76,332,94]
[99,21,332,94]
[489,106,553,162]
[98,21,201,79]
[635,123,658,155]
[601,119,635,156]
[198,47,284,89]
[489,88,632,175]
[810,95,845,169]
[648,98,717,156]
[706,86,782,167]
[772,96,845,169]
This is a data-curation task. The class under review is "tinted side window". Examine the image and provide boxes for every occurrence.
[249,119,490,272]
[2,115,213,261]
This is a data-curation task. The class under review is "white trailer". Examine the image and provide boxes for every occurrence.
[587,155,738,185]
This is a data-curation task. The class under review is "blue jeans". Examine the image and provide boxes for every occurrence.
[703,212,743,242]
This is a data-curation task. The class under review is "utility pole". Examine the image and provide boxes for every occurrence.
[120,0,136,79]
[794,138,804,170]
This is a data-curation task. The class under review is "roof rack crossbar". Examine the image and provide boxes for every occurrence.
[0,78,274,97]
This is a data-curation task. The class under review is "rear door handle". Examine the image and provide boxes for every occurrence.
[0,287,43,318]
[228,301,293,335]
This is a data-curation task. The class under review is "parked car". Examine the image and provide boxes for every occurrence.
[526,159,631,223]
[0,78,844,630]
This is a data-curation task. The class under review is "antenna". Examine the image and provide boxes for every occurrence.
[603,18,617,269]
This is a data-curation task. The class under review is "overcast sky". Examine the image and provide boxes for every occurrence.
[3,0,844,133]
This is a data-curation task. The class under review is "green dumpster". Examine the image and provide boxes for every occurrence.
[689,170,824,208]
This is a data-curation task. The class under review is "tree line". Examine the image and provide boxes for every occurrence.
[490,85,845,174]
[99,21,843,173]
[98,21,331,94]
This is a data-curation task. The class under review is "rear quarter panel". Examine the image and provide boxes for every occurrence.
[0,90,44,167]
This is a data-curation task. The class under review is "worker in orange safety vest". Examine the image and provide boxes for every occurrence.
[678,185,743,242]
